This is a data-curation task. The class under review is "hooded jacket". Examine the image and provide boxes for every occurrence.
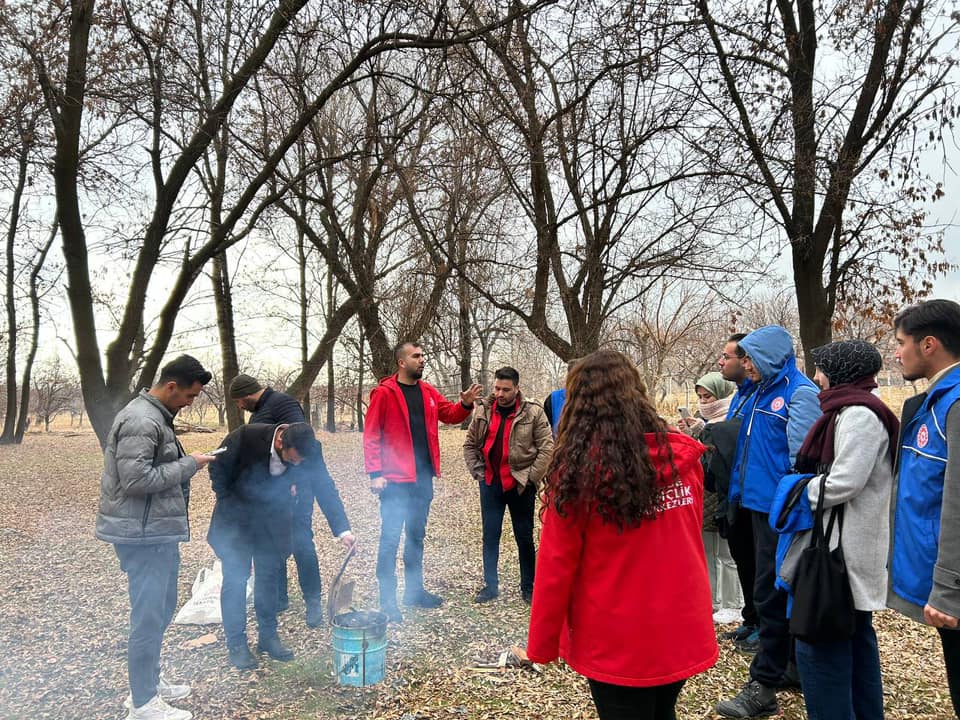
[95,390,199,545]
[729,326,821,514]
[462,393,554,490]
[527,432,718,687]
[363,374,471,483]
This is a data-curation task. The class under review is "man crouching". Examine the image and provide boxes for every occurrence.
[207,422,319,669]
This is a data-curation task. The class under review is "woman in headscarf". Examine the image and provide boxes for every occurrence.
[679,372,743,623]
[527,350,718,720]
[792,340,899,720]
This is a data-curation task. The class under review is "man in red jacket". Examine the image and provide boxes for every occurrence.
[364,341,482,623]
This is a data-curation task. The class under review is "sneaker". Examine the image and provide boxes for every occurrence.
[126,695,192,720]
[713,607,744,624]
[521,589,533,605]
[716,680,778,718]
[734,627,761,654]
[474,586,499,603]
[227,643,259,670]
[722,623,757,641]
[403,590,443,608]
[305,598,324,628]
[257,634,294,661]
[123,675,191,709]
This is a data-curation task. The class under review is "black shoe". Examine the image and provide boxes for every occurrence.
[257,634,294,661]
[474,586,499,603]
[733,627,760,654]
[381,603,403,624]
[305,599,324,628]
[721,623,757,641]
[521,589,533,605]
[403,590,443,608]
[716,680,779,718]
[227,643,259,670]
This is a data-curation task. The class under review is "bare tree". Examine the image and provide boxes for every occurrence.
[696,0,958,371]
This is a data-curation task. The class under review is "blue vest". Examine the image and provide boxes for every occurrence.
[891,366,960,607]
[549,388,566,437]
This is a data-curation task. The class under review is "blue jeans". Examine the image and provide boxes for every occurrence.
[795,610,883,720]
[216,528,285,648]
[478,479,536,593]
[114,543,180,708]
[376,475,433,604]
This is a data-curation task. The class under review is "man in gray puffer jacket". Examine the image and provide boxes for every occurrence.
[96,355,216,720]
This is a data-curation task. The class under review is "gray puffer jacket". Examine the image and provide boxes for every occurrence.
[95,390,199,544]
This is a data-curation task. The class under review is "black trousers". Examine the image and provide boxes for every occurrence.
[278,495,321,604]
[749,510,790,687]
[725,505,758,626]
[587,678,686,720]
[478,479,536,593]
[940,627,960,717]
[216,528,285,648]
[376,475,433,604]
[114,543,180,708]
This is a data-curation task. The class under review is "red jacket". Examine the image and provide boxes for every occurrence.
[526,431,718,687]
[363,375,471,483]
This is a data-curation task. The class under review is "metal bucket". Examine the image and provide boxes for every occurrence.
[331,610,387,686]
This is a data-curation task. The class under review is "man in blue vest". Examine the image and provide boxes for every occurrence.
[888,299,960,717]
[543,358,582,437]
[717,326,821,718]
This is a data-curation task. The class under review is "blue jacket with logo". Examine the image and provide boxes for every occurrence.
[728,326,821,514]
[890,366,960,608]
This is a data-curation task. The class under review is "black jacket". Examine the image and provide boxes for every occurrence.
[249,389,350,536]
[207,423,294,556]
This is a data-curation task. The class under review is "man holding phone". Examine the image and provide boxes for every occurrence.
[96,355,215,720]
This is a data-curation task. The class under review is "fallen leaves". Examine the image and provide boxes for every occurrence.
[0,429,953,719]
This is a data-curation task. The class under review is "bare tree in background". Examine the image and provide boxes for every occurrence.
[696,0,958,372]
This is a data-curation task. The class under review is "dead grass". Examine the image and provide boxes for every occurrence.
[0,429,952,719]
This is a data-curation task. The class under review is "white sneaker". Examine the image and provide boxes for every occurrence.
[125,695,192,720]
[123,675,191,709]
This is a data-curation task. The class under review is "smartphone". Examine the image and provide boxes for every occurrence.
[678,407,691,419]
[205,447,227,456]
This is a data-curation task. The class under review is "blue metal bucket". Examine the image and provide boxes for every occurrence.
[331,610,387,686]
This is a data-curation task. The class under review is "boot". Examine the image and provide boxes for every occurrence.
[227,643,259,670]
[257,634,294,661]
[305,598,324,628]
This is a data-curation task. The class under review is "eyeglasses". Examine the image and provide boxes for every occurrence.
[719,353,738,360]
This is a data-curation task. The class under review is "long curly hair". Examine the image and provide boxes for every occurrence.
[542,349,676,530]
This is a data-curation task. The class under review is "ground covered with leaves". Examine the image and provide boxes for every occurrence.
[0,429,952,719]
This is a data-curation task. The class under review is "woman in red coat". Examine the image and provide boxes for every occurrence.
[527,350,718,720]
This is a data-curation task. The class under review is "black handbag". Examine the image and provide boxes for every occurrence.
[788,475,856,643]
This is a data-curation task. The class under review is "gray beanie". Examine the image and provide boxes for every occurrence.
[229,373,263,399]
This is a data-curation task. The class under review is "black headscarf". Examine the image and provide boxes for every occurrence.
[795,340,900,473]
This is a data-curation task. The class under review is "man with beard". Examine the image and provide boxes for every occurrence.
[363,341,482,623]
[463,367,553,604]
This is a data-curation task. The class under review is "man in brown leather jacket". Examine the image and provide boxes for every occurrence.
[463,367,553,604]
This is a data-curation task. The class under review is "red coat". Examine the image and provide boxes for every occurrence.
[526,431,718,687]
[363,375,471,483]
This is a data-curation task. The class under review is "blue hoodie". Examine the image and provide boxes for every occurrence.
[728,326,821,514]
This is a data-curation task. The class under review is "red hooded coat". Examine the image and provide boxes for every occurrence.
[526,431,718,687]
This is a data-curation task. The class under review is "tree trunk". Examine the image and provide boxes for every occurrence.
[356,330,365,433]
[457,272,472,428]
[15,219,56,443]
[0,137,28,444]
[212,251,242,430]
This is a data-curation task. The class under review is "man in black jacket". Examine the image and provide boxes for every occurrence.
[208,422,323,669]
[229,374,354,628]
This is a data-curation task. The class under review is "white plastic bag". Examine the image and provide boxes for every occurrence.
[173,560,255,625]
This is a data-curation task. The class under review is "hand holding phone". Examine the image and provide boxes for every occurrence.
[678,406,691,419]
[205,447,227,455]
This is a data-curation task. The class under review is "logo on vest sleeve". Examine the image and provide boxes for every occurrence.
[771,397,785,411]
[917,424,929,449]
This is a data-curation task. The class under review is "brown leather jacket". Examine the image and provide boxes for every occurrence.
[463,393,554,490]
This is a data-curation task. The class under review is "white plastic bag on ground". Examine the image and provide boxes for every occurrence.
[173,560,254,625]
